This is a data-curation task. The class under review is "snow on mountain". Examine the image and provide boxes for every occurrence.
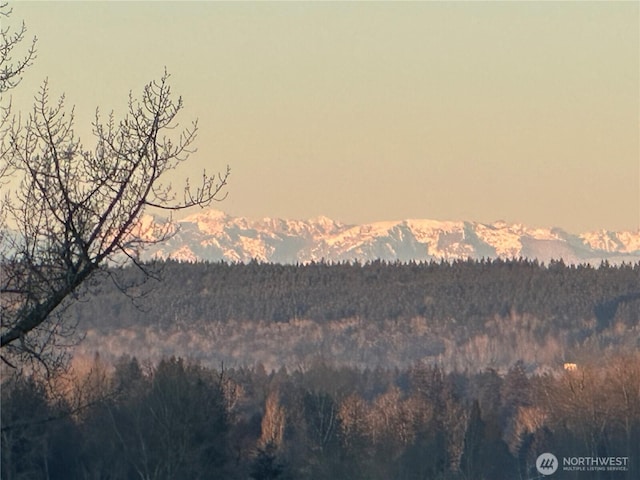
[138,210,640,264]
[580,230,640,253]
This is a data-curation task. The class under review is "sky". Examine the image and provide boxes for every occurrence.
[5,1,639,233]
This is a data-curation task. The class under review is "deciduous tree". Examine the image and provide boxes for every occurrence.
[1,8,229,371]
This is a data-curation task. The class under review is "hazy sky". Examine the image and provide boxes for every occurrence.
[7,1,639,232]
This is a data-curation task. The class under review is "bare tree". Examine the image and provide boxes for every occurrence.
[0,8,229,371]
[0,71,229,371]
[0,2,36,94]
[1,2,37,180]
[259,390,286,450]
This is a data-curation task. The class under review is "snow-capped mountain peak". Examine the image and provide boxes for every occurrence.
[139,210,640,264]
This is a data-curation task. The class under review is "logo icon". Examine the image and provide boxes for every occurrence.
[536,453,558,476]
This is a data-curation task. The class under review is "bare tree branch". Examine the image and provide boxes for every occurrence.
[0,2,37,185]
[1,69,229,370]
[0,2,37,95]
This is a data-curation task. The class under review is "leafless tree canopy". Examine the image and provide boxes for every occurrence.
[0,5,229,371]
[0,2,36,181]
[0,3,36,95]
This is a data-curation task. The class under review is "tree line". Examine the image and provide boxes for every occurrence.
[72,258,640,336]
[58,258,640,372]
[2,352,639,480]
[76,258,640,328]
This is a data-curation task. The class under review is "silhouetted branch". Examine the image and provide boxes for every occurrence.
[1,69,229,371]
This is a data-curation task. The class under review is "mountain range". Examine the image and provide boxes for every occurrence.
[135,210,640,265]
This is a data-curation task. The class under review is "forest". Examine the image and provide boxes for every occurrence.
[77,258,640,329]
[68,258,640,371]
[2,259,639,479]
[2,352,639,479]
[2,4,638,478]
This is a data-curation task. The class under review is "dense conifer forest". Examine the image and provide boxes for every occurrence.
[69,259,640,370]
[79,258,640,329]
